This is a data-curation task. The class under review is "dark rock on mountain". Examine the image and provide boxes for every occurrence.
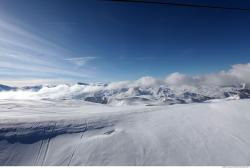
[238,89,250,98]
[77,82,89,86]
[21,85,43,91]
[0,84,17,91]
[85,96,108,104]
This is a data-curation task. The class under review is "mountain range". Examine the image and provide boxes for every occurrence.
[1,82,249,106]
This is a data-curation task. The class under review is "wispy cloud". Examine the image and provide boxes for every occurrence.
[64,57,97,67]
[0,78,69,87]
[0,16,97,84]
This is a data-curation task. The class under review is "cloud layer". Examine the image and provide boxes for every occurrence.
[103,62,250,89]
[165,63,250,87]
[0,62,249,101]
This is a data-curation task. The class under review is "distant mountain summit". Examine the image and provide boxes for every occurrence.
[21,85,43,91]
[0,84,41,91]
[0,84,17,91]
[77,82,89,86]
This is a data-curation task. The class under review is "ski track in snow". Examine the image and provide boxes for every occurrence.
[0,99,250,165]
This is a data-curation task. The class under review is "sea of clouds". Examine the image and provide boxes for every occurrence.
[0,63,249,100]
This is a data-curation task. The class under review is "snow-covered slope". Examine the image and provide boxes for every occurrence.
[0,99,250,165]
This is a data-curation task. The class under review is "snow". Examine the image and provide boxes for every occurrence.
[0,99,250,165]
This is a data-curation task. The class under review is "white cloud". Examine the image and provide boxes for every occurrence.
[134,76,164,88]
[106,81,130,90]
[165,63,250,87]
[165,72,197,86]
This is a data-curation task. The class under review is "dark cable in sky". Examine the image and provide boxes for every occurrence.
[105,0,250,12]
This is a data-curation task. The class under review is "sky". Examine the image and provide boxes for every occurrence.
[0,0,250,86]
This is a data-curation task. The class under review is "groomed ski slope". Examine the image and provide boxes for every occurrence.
[0,99,250,165]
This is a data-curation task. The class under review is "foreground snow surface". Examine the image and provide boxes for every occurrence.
[0,99,250,165]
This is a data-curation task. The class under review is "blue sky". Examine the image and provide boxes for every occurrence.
[0,0,250,85]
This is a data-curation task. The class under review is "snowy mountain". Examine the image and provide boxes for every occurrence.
[0,81,250,105]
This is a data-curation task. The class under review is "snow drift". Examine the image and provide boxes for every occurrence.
[0,99,250,165]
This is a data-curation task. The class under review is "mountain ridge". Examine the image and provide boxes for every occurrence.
[0,82,249,106]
